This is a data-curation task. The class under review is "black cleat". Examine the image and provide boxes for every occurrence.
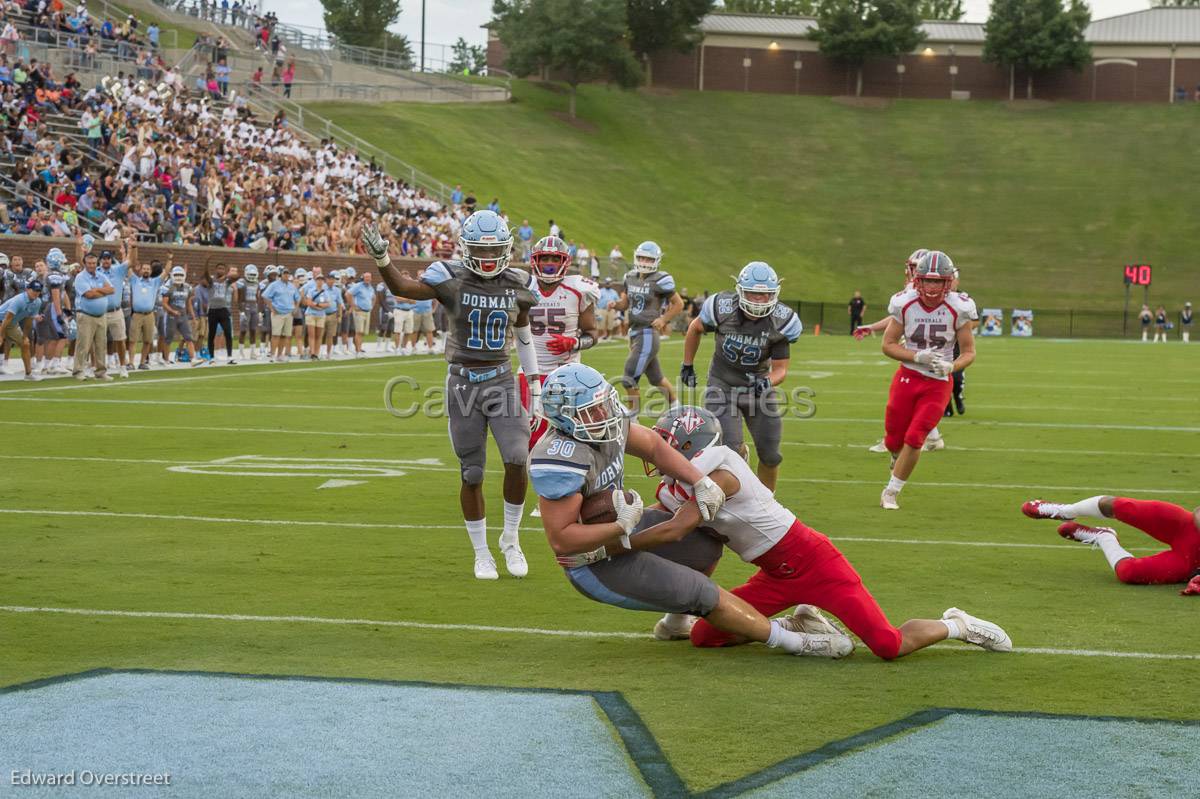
[954,396,965,415]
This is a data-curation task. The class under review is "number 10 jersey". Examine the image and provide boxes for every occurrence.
[422,261,539,365]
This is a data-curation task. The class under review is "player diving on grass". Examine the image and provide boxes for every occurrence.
[1023,496,1200,595]
[879,251,977,510]
[559,405,1012,658]
[530,363,860,657]
[680,262,801,492]
[363,211,540,581]
[613,241,681,414]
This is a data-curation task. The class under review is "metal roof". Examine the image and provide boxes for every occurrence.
[702,9,1200,45]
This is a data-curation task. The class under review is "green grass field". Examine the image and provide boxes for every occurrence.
[2,334,1198,794]
[310,83,1199,310]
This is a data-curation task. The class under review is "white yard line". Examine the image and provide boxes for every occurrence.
[2,420,444,438]
[1,605,1195,660]
[775,475,1200,495]
[782,441,1200,460]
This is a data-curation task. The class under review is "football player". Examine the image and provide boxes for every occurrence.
[532,365,847,657]
[33,248,70,375]
[680,262,801,491]
[879,251,977,510]
[363,211,540,581]
[1023,497,1200,595]
[0,278,45,380]
[613,241,681,413]
[235,264,264,360]
[520,235,600,449]
[942,267,973,417]
[561,406,1011,657]
[160,265,202,366]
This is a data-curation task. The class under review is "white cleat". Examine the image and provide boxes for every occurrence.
[119,366,130,378]
[777,627,855,659]
[653,613,697,641]
[474,556,499,581]
[23,373,40,381]
[922,436,945,452]
[880,488,900,510]
[942,607,1012,652]
[867,440,889,453]
[788,605,843,636]
[500,543,528,578]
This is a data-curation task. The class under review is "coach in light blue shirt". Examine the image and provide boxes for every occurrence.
[348,279,375,312]
[74,264,112,318]
[261,276,298,315]
[72,255,115,380]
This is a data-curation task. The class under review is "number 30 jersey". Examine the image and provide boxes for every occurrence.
[888,287,978,381]
[699,290,802,386]
[422,261,538,365]
[527,274,599,373]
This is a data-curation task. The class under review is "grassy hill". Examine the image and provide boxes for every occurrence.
[310,84,1200,312]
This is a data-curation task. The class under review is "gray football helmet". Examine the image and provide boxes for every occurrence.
[648,406,723,475]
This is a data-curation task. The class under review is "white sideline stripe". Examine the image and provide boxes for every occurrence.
[0,509,1161,552]
[2,420,444,438]
[782,441,1200,460]
[1,605,1196,660]
[0,356,445,394]
[773,476,1200,495]
[786,417,1200,433]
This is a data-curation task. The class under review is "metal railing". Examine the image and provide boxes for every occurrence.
[3,13,178,54]
[243,79,506,103]
[0,172,102,235]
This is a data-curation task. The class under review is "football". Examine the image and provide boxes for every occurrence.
[579,490,636,525]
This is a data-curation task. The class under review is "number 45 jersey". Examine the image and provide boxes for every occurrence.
[527,274,600,373]
[699,290,803,387]
[422,261,539,364]
[888,287,978,381]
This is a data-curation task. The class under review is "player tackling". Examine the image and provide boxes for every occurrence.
[363,212,540,581]
[879,250,977,510]
[1023,496,1200,595]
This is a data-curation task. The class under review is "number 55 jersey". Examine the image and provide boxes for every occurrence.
[421,260,539,364]
[527,273,600,372]
[887,287,978,381]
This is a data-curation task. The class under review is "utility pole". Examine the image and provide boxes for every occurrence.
[420,0,426,72]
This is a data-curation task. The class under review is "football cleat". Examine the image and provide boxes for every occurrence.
[653,613,697,641]
[868,440,888,453]
[1022,499,1074,520]
[473,556,499,581]
[787,605,843,637]
[942,607,1012,652]
[922,437,945,452]
[500,542,528,578]
[1057,522,1117,545]
[774,620,855,659]
[880,488,900,510]
[954,396,965,415]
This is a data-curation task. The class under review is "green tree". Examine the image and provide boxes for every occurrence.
[719,0,816,15]
[916,0,964,19]
[983,0,1090,100]
[492,0,642,118]
[627,0,713,86]
[381,31,415,69]
[321,0,403,49]
[809,0,925,97]
[448,37,488,74]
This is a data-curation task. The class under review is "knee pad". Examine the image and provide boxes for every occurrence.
[460,464,485,486]
[757,447,782,467]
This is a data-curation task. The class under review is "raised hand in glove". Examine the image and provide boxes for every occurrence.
[361,224,390,266]
[680,363,697,388]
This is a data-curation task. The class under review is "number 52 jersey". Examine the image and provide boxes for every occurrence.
[421,260,539,364]
[888,287,978,381]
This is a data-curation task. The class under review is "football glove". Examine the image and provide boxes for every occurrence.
[751,375,772,395]
[546,334,577,355]
[693,476,726,522]
[613,488,643,535]
[913,349,937,366]
[853,325,873,341]
[930,358,955,378]
[680,363,697,388]
[556,546,609,569]
[1182,571,1200,596]
[361,224,390,266]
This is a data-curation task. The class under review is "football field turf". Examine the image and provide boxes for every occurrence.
[2,335,1198,795]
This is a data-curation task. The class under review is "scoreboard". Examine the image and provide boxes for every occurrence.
[1123,264,1152,286]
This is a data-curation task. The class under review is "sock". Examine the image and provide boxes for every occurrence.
[1095,532,1133,571]
[500,501,524,548]
[886,475,906,494]
[466,518,489,558]
[941,618,963,640]
[1065,495,1106,519]
[926,426,942,441]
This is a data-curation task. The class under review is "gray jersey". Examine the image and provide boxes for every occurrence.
[162,282,193,312]
[421,260,538,365]
[623,269,676,329]
[236,278,261,308]
[699,291,803,386]
[208,278,234,310]
[3,268,35,301]
[528,416,632,502]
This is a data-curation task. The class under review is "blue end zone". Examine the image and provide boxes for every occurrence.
[0,671,652,798]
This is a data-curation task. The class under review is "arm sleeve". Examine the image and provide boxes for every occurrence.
[770,339,791,360]
[528,465,586,500]
[514,323,539,375]
[779,310,803,343]
[421,261,455,305]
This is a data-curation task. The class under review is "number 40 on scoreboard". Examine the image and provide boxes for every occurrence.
[1123,264,1152,286]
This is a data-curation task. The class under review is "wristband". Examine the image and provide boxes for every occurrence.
[575,333,595,351]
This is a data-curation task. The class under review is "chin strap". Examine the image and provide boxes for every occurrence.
[514,324,539,377]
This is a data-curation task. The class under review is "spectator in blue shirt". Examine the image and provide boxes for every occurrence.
[302,272,332,360]
[71,254,114,381]
[409,296,436,354]
[0,280,45,380]
[346,272,376,356]
[261,269,299,361]
[597,279,620,341]
[147,23,160,49]
[517,219,534,263]
[129,254,169,370]
[451,184,463,205]
[98,246,132,377]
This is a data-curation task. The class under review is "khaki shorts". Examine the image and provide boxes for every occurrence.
[324,314,338,334]
[413,311,435,334]
[598,307,616,330]
[106,308,127,341]
[353,310,370,333]
[3,319,25,347]
[305,314,325,329]
[130,311,156,345]
[393,309,414,335]
[271,312,293,337]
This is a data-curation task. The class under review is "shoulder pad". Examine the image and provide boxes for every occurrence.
[774,305,803,341]
[422,261,453,287]
[654,272,676,292]
[566,274,600,302]
[714,291,737,321]
[505,267,532,287]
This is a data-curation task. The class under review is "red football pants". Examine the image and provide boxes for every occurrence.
[1110,498,1200,585]
[883,367,951,452]
[518,372,549,448]
[690,520,904,659]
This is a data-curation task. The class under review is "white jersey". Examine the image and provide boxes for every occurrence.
[656,445,795,562]
[527,274,599,372]
[887,287,978,381]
